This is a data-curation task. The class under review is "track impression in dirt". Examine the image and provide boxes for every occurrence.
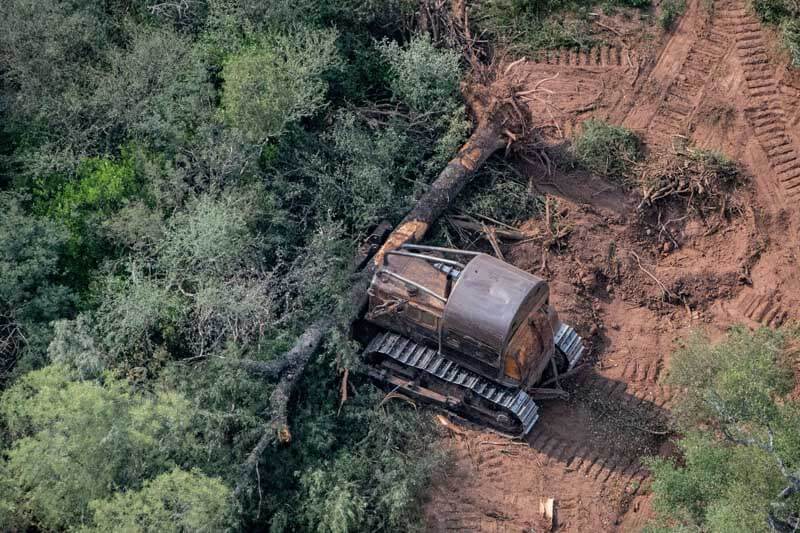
[424,2,800,530]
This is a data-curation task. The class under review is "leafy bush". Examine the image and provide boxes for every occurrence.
[658,0,686,30]
[647,327,800,531]
[87,468,235,532]
[0,364,207,530]
[573,119,642,181]
[0,194,76,374]
[782,19,800,66]
[751,0,800,66]
[295,383,447,532]
[377,35,462,114]
[752,0,798,24]
[34,151,140,235]
[474,0,650,52]
[221,29,340,142]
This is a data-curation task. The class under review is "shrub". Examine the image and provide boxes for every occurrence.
[573,119,642,181]
[32,150,142,283]
[377,35,462,114]
[221,29,340,142]
[751,0,800,66]
[782,19,800,66]
[658,0,686,30]
[0,193,76,374]
[646,327,800,531]
[0,365,204,530]
[87,468,235,532]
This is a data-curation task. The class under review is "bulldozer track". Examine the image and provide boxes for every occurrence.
[531,45,627,68]
[620,357,663,383]
[719,4,800,201]
[646,5,730,143]
[575,369,675,409]
[736,287,789,327]
[366,332,542,435]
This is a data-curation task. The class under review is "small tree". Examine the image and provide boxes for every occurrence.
[0,364,207,530]
[377,34,462,114]
[648,327,800,532]
[87,468,235,532]
[0,193,75,375]
[221,29,340,143]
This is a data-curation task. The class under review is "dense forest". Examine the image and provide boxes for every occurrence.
[3,0,800,532]
[0,1,468,530]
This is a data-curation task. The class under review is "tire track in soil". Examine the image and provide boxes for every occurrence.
[643,0,731,144]
[719,3,800,203]
[735,287,790,327]
[430,428,652,532]
[531,45,628,68]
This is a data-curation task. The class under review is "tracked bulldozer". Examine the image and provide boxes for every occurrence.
[358,244,585,437]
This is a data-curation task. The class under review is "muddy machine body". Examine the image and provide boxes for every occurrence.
[361,245,584,436]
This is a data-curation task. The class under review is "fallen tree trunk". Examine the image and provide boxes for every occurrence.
[372,117,506,264]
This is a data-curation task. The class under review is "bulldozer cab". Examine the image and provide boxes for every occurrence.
[366,245,559,388]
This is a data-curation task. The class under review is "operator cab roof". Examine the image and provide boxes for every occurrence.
[442,254,549,357]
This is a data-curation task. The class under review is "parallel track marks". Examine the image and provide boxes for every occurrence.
[532,46,626,68]
[646,3,730,142]
[736,288,789,327]
[722,4,800,201]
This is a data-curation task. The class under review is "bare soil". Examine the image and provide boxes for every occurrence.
[424,1,800,530]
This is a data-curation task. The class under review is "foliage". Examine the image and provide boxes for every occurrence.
[752,0,800,66]
[658,0,687,30]
[32,150,142,279]
[0,193,76,375]
[377,35,462,114]
[0,1,461,531]
[459,168,542,225]
[292,355,447,533]
[86,468,235,533]
[782,19,800,66]
[647,327,800,531]
[474,0,651,52]
[221,29,340,143]
[0,364,207,530]
[573,119,642,181]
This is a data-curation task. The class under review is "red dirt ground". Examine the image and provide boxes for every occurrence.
[423,1,800,530]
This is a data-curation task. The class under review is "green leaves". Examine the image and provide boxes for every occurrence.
[573,119,642,182]
[221,29,341,143]
[86,468,235,533]
[667,327,793,429]
[377,35,462,114]
[648,328,800,531]
[0,365,214,531]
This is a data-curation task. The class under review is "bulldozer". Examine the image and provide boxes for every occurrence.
[358,244,585,437]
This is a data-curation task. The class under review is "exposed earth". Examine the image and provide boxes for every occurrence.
[424,1,800,530]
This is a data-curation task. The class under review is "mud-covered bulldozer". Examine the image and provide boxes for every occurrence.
[358,244,585,437]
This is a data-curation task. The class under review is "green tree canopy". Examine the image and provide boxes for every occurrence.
[221,29,340,143]
[648,327,800,532]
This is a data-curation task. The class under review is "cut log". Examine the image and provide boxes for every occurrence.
[373,118,506,265]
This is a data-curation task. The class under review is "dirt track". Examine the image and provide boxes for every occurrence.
[424,1,800,530]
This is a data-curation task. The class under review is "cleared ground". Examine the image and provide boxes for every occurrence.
[424,1,800,530]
